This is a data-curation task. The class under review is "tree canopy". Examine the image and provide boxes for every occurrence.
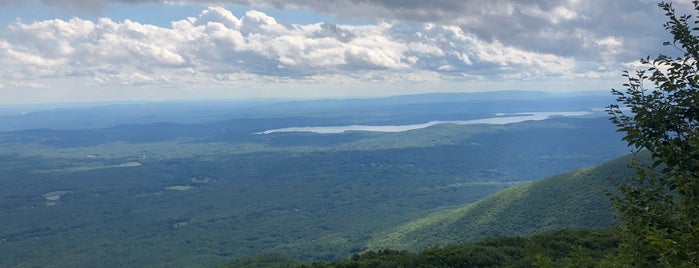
[607,1,699,266]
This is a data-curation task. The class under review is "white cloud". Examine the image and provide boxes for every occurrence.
[595,36,623,56]
[623,61,647,70]
[7,81,50,89]
[552,6,578,22]
[221,0,665,61]
[1,6,587,92]
[4,3,665,104]
[1,0,671,60]
[193,6,241,29]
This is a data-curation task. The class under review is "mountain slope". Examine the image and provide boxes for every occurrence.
[368,153,642,251]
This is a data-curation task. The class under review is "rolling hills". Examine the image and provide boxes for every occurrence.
[0,92,632,267]
[0,116,629,267]
[220,153,647,267]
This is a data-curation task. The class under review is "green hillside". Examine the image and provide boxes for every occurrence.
[222,228,620,267]
[368,153,642,251]
[220,253,307,268]
[308,228,619,268]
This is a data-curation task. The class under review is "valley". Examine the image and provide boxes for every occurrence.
[0,92,631,267]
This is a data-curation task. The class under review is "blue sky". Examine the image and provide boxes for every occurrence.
[0,0,691,104]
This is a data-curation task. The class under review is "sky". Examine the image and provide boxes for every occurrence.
[0,0,693,104]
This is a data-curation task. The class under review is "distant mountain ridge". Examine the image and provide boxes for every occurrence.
[0,90,612,131]
[368,153,643,252]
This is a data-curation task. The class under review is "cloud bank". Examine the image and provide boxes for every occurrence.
[1,7,594,89]
[1,0,676,58]
[0,0,686,103]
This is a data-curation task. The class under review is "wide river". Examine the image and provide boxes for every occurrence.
[255,111,593,134]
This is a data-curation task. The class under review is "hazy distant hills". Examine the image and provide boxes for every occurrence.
[0,91,612,131]
[368,153,644,252]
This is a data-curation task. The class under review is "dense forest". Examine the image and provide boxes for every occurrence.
[0,94,630,267]
[368,153,644,252]
[223,228,620,268]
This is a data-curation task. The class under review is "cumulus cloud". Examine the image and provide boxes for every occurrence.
[0,0,673,61]
[1,6,586,90]
[5,81,50,89]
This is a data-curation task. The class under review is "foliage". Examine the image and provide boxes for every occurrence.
[607,1,699,266]
[0,116,627,267]
[302,228,619,268]
[368,154,640,251]
[219,253,307,268]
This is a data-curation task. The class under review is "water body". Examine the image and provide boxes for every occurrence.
[255,111,593,134]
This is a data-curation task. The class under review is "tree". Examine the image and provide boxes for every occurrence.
[607,1,699,266]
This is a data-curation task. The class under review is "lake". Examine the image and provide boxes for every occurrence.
[255,111,593,134]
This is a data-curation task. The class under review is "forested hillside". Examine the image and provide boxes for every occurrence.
[222,228,620,267]
[367,153,644,251]
[219,154,645,267]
